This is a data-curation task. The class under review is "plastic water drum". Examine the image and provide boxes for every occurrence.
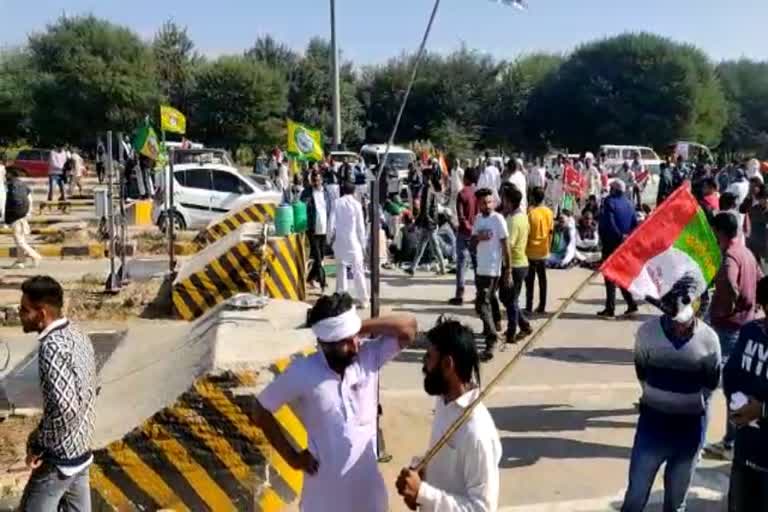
[292,201,308,233]
[275,204,294,236]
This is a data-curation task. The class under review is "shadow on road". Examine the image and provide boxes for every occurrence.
[557,311,658,323]
[381,275,457,288]
[499,436,632,469]
[491,404,637,433]
[525,347,635,366]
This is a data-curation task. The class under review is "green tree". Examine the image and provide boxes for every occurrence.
[27,15,161,146]
[189,55,287,149]
[153,20,200,113]
[718,59,768,156]
[289,38,365,149]
[0,49,35,145]
[246,35,299,77]
[527,33,727,152]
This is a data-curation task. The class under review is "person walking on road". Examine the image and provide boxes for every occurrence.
[704,212,762,460]
[68,149,85,197]
[396,318,501,512]
[472,188,510,361]
[253,293,417,512]
[6,173,41,268]
[18,276,96,512]
[301,171,334,292]
[724,276,768,510]
[621,283,721,512]
[524,187,553,315]
[47,145,68,202]
[598,180,639,318]
[328,182,369,307]
[500,184,533,344]
[408,167,446,276]
[449,168,478,306]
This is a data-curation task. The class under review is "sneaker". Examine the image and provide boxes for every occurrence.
[448,297,464,306]
[10,260,25,269]
[597,309,615,318]
[703,440,733,461]
[523,308,533,317]
[535,306,546,315]
[480,346,495,362]
[405,267,415,276]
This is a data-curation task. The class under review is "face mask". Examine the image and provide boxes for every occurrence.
[672,303,695,323]
[423,364,448,396]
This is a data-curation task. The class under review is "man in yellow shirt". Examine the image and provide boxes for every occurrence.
[525,187,554,315]
[500,184,533,344]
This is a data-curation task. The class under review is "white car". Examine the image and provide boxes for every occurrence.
[153,163,282,231]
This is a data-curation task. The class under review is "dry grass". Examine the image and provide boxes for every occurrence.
[65,279,169,322]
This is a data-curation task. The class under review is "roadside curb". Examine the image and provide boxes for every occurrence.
[0,242,135,259]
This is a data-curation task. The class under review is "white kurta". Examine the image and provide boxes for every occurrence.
[417,388,502,512]
[329,195,365,264]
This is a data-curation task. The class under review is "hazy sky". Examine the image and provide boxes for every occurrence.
[2,0,766,63]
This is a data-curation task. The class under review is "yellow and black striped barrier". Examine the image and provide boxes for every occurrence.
[173,233,307,321]
[193,203,277,248]
[90,366,310,511]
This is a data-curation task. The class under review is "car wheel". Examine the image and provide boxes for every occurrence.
[158,211,187,232]
[5,167,28,178]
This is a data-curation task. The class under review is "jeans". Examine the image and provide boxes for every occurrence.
[525,259,548,312]
[501,267,530,340]
[621,416,702,512]
[412,226,446,273]
[455,234,476,298]
[308,234,327,289]
[48,174,66,201]
[475,275,501,349]
[712,325,741,446]
[605,277,637,312]
[728,462,768,511]
[19,463,91,511]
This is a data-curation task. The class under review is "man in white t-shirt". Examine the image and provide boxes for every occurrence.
[472,187,510,361]
[504,159,527,210]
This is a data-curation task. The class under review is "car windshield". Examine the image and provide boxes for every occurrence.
[383,152,414,170]
[241,173,275,192]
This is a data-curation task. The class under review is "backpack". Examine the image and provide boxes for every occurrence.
[5,180,30,225]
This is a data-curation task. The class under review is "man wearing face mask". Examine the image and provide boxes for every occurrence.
[396,319,501,512]
[620,278,721,512]
[253,293,417,512]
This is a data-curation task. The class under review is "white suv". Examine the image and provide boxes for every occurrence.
[153,163,282,231]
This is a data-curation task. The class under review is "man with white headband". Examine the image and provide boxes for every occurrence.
[253,293,418,512]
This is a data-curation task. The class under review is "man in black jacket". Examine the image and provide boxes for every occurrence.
[724,276,768,510]
[301,171,334,291]
[406,167,446,276]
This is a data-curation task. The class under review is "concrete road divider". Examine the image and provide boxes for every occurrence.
[173,225,306,321]
[193,203,277,249]
[0,242,135,259]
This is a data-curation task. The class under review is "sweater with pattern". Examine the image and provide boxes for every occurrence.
[27,319,96,466]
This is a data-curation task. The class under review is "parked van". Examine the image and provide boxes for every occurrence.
[599,145,663,173]
[360,144,417,181]
[666,141,714,164]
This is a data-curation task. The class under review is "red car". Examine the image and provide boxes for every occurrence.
[6,149,51,178]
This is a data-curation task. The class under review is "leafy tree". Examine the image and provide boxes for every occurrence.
[718,59,768,156]
[26,15,161,146]
[246,35,299,77]
[430,118,479,158]
[153,20,200,113]
[0,49,35,145]
[288,38,365,149]
[189,55,287,149]
[527,33,727,152]
[487,53,563,152]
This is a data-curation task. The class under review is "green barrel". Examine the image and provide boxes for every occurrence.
[274,204,294,236]
[292,201,308,233]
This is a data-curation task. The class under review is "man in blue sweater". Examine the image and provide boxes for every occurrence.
[621,278,721,512]
[598,180,639,318]
[724,276,768,510]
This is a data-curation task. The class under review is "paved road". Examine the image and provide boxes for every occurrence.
[372,267,729,512]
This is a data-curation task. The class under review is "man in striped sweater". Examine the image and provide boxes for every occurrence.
[621,277,722,512]
[18,275,96,511]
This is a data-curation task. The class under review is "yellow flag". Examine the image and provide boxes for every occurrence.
[286,119,324,161]
[160,105,186,134]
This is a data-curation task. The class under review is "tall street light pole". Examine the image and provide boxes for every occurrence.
[330,0,342,150]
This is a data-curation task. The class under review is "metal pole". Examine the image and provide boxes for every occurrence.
[369,0,441,316]
[168,149,176,275]
[370,179,380,317]
[330,0,342,149]
[117,132,127,282]
[105,131,119,292]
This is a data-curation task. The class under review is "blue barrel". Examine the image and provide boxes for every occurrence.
[292,201,308,233]
[275,204,294,236]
